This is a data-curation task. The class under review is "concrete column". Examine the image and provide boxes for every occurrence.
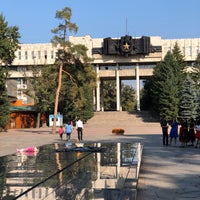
[100,80,104,111]
[136,63,140,111]
[116,64,121,111]
[117,142,121,178]
[96,65,101,111]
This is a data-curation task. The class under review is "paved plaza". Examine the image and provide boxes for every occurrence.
[0,111,200,199]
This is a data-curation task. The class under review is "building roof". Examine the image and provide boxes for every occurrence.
[9,106,37,112]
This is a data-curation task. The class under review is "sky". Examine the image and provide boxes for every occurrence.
[1,0,200,44]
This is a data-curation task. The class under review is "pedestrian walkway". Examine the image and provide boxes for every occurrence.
[0,111,200,199]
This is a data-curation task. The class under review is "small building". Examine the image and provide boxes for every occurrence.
[49,114,63,127]
[9,99,37,128]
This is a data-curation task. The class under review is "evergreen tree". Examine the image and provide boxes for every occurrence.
[51,7,78,133]
[102,81,135,111]
[121,84,136,111]
[179,73,198,120]
[150,44,186,120]
[192,53,200,117]
[140,79,153,111]
[103,80,116,111]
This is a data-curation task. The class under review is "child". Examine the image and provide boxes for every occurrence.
[65,121,73,141]
[58,126,64,140]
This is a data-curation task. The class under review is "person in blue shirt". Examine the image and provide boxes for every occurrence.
[169,118,179,146]
[65,121,73,141]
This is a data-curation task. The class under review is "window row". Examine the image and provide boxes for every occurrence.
[167,46,200,56]
[18,50,55,60]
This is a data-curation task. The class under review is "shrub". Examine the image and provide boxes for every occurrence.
[112,128,125,135]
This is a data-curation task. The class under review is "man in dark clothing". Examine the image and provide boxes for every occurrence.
[160,117,169,146]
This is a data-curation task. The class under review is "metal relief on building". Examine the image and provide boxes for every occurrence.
[92,35,162,57]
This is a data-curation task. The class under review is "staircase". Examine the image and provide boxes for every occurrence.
[84,111,161,135]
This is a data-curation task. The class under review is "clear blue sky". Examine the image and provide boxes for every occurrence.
[1,0,200,44]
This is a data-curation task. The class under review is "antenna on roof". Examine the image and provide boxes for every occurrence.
[126,17,128,35]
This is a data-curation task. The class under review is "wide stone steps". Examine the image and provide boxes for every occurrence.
[84,111,160,135]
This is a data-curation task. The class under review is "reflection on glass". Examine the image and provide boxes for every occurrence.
[0,142,143,200]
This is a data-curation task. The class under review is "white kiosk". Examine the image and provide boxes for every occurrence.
[49,114,63,127]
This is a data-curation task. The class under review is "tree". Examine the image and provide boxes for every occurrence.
[0,68,10,130]
[26,65,58,127]
[179,73,198,120]
[0,14,20,65]
[102,80,116,111]
[59,45,96,123]
[101,80,135,111]
[51,7,78,133]
[121,84,136,111]
[0,14,20,130]
[149,43,186,120]
[191,53,200,118]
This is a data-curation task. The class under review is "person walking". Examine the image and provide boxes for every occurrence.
[76,117,84,141]
[188,118,196,146]
[179,121,186,147]
[160,116,169,146]
[195,119,200,148]
[58,126,64,140]
[65,121,73,141]
[169,118,179,146]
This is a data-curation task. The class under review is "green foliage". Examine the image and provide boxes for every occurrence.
[27,65,58,114]
[0,67,10,130]
[179,74,198,120]
[51,7,78,48]
[102,80,136,111]
[0,14,20,129]
[146,44,186,120]
[140,79,153,110]
[102,80,116,111]
[0,14,20,65]
[121,84,136,111]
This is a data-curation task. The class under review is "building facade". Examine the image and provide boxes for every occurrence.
[7,35,200,111]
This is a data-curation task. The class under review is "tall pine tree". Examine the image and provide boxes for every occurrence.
[150,43,186,120]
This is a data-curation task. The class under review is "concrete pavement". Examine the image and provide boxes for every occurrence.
[0,111,200,199]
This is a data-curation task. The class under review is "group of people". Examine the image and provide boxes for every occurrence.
[58,117,84,142]
[160,117,200,148]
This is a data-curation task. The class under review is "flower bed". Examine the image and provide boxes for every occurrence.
[112,128,125,135]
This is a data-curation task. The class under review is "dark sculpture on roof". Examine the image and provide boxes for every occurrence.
[92,35,162,57]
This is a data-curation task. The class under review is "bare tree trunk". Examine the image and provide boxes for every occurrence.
[52,63,63,134]
[36,112,41,128]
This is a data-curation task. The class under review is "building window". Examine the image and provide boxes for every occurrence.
[51,51,54,59]
[188,46,192,56]
[18,51,21,60]
[44,50,47,59]
[32,51,35,59]
[25,51,28,60]
[17,90,22,95]
[38,51,41,59]
[196,46,199,56]
[17,78,27,89]
[182,47,185,56]
[17,66,27,72]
